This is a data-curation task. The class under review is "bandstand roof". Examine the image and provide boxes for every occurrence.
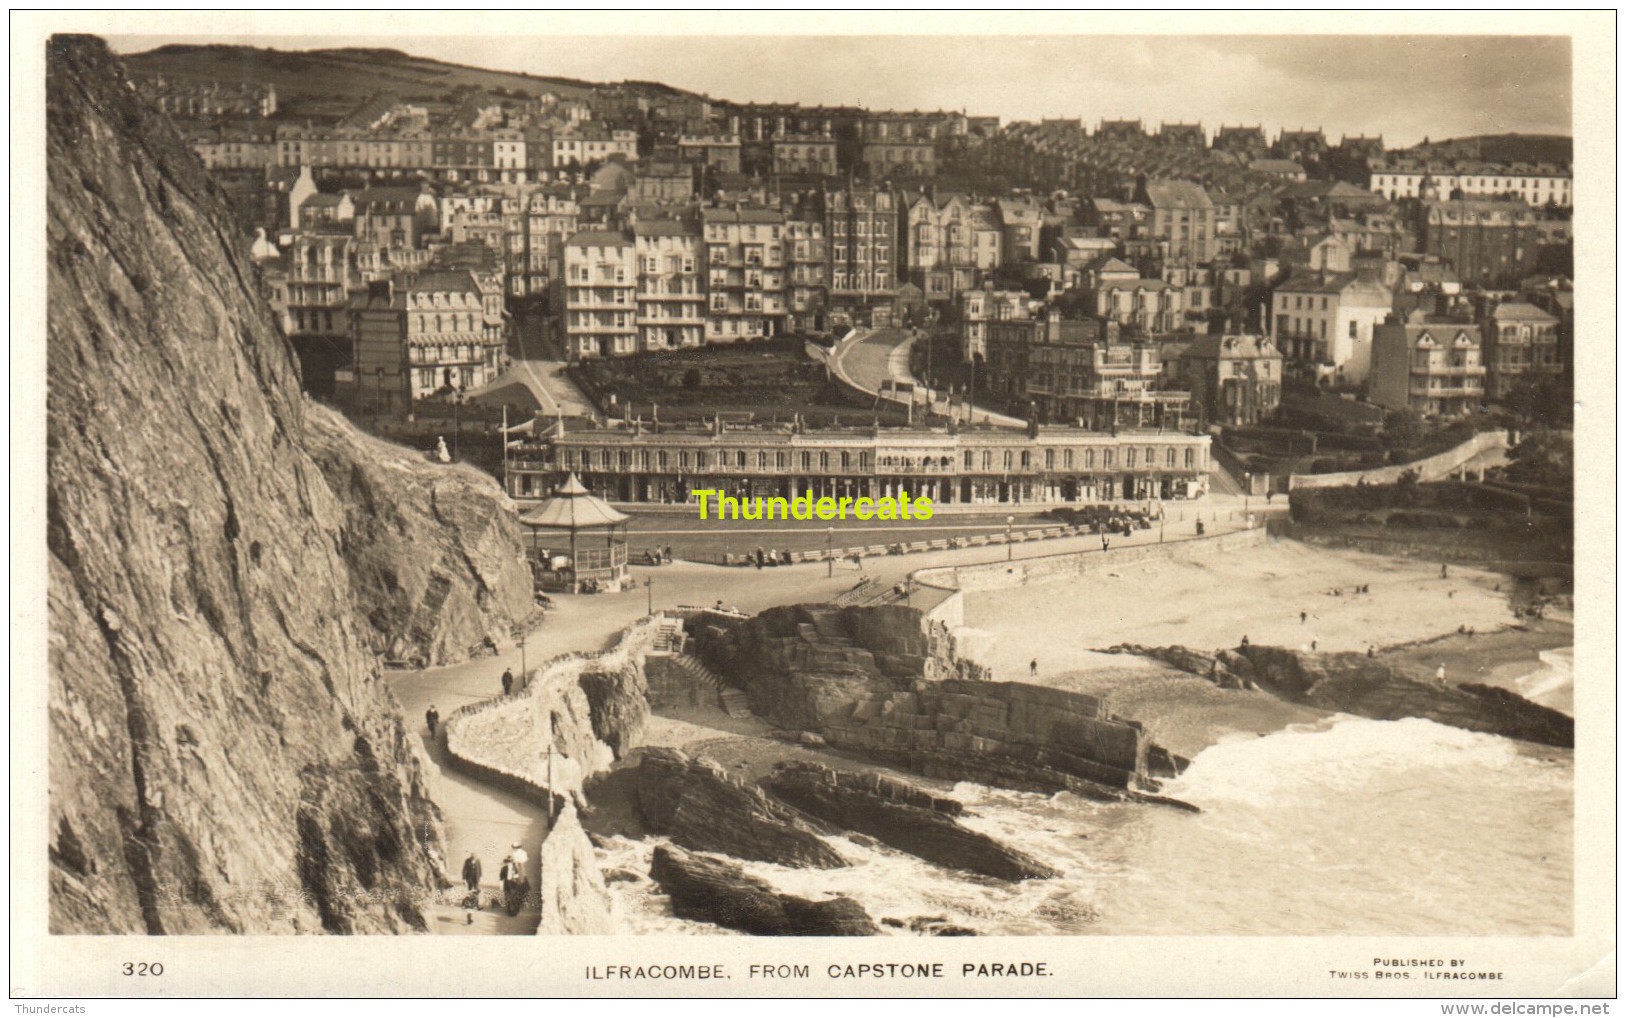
[519,474,629,531]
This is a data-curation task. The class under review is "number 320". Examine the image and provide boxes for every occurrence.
[122,962,164,976]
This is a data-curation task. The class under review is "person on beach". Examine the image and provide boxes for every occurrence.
[665,544,673,563]
[1300,610,1307,624]
[501,668,514,696]
[425,705,439,736]
[1441,563,1449,579]
[1436,664,1447,684]
[462,852,482,893]
[1240,635,1249,649]
[1030,659,1038,678]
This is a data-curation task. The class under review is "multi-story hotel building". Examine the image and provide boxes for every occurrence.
[563,230,639,359]
[1369,317,1487,418]
[1270,271,1394,385]
[632,220,705,351]
[1482,301,1562,399]
[784,214,828,333]
[348,269,506,409]
[506,422,1212,506]
[825,186,897,326]
[700,206,788,343]
[985,314,1191,431]
[772,136,839,177]
[1369,161,1571,208]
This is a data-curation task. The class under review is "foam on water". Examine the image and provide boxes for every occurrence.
[594,716,1572,936]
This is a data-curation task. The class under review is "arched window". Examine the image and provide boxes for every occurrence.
[1002,450,1013,470]
[1126,448,1136,468]
[1184,448,1194,469]
[1166,448,1176,468]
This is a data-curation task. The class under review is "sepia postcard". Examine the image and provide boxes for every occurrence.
[10,10,1615,1002]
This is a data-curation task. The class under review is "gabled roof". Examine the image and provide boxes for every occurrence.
[1091,256,1139,275]
[632,219,700,238]
[1490,301,1559,324]
[1141,180,1214,210]
[567,229,633,247]
[1181,334,1280,360]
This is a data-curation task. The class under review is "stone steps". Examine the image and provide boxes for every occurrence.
[670,654,753,718]
[653,617,686,653]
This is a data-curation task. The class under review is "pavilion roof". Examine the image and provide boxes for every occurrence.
[519,474,629,530]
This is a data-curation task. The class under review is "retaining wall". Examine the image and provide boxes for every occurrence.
[438,613,664,935]
[1288,430,1508,490]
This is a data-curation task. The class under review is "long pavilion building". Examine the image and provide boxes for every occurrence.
[506,419,1212,506]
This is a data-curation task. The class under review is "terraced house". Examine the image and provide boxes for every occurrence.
[633,219,705,352]
[563,230,639,359]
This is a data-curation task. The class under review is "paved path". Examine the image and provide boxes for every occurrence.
[830,328,1026,428]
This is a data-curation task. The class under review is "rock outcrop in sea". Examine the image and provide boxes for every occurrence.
[634,749,847,869]
[45,37,532,933]
[761,762,1060,881]
[1108,643,1574,748]
[649,846,878,936]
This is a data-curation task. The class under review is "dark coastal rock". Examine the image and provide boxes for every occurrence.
[1110,643,1573,749]
[576,666,650,759]
[825,680,1185,797]
[650,845,878,936]
[45,38,535,932]
[689,605,928,730]
[635,749,847,869]
[761,762,1059,881]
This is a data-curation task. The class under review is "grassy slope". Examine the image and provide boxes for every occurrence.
[122,44,694,108]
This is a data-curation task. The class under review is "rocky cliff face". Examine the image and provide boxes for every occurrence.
[45,37,530,933]
[303,410,534,667]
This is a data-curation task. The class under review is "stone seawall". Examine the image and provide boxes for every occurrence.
[914,526,1271,595]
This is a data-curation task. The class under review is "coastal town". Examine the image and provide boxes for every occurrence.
[41,31,1582,979]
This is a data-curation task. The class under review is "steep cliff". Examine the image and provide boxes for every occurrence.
[303,409,534,667]
[44,37,529,933]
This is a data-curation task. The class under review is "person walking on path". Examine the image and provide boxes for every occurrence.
[664,544,673,563]
[461,852,482,893]
[501,668,514,696]
[425,705,440,736]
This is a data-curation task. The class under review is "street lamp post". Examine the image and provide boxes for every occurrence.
[826,526,834,578]
[1006,515,1014,561]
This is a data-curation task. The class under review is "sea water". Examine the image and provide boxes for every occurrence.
[597,716,1572,937]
